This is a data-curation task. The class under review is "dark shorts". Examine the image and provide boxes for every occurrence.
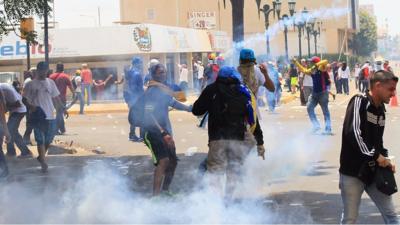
[33,119,56,146]
[144,131,177,165]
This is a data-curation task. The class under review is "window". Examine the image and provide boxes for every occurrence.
[147,8,155,20]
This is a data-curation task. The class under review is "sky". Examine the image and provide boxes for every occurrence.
[359,0,400,35]
[53,0,120,28]
[53,0,399,36]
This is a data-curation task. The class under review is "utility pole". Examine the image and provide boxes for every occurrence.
[98,6,101,26]
[43,0,49,64]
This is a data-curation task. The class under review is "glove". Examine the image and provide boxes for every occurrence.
[257,145,265,160]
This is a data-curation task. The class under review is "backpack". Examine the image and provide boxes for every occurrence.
[71,75,78,89]
[214,84,247,130]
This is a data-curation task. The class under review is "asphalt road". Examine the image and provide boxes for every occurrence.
[1,89,400,223]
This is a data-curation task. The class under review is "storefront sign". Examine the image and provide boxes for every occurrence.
[0,24,213,60]
[188,11,217,30]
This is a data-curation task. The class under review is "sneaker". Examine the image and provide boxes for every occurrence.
[36,156,48,173]
[322,130,334,136]
[136,138,144,142]
[160,190,178,198]
[129,136,139,142]
[311,127,321,134]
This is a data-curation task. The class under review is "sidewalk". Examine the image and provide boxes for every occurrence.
[68,91,297,115]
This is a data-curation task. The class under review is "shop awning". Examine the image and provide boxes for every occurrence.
[0,24,215,60]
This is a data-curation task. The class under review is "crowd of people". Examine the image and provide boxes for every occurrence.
[0,48,398,223]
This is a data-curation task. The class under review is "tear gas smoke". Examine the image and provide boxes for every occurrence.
[0,118,332,223]
[223,7,349,65]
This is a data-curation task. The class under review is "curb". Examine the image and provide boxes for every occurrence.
[68,94,298,115]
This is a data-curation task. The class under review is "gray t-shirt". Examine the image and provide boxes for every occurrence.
[23,78,60,120]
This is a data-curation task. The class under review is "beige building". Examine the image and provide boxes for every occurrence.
[120,0,358,58]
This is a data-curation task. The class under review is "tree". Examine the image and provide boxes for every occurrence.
[349,10,377,57]
[222,0,261,44]
[0,0,51,43]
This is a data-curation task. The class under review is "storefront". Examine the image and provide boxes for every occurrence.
[0,24,230,100]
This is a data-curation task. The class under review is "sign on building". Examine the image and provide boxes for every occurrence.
[188,11,216,30]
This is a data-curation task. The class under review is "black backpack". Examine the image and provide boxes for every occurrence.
[71,75,78,89]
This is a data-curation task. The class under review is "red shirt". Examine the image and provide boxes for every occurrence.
[81,69,93,84]
[49,72,72,102]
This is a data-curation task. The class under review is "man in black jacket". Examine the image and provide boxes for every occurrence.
[192,66,265,201]
[339,70,398,224]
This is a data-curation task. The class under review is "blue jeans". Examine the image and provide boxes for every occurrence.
[342,78,349,95]
[33,119,56,146]
[266,90,282,112]
[307,91,331,131]
[340,173,399,224]
[7,112,31,155]
[81,84,92,106]
[336,78,343,94]
[67,92,84,114]
[55,101,66,133]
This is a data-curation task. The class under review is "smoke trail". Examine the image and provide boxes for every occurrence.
[223,6,349,64]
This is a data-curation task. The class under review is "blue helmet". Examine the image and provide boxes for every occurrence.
[239,48,256,62]
[218,66,242,81]
[131,56,143,66]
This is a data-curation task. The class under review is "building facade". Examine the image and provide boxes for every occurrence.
[0,24,226,99]
[120,0,358,58]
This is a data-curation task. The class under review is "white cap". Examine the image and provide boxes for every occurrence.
[148,59,160,68]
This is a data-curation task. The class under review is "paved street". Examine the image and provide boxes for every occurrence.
[1,87,400,223]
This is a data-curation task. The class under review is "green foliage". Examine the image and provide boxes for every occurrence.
[0,0,51,42]
[349,10,377,57]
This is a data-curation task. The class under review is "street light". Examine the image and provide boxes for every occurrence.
[278,0,296,62]
[260,3,277,58]
[288,0,296,15]
[43,0,49,64]
[306,16,316,58]
[312,21,322,55]
[294,7,308,58]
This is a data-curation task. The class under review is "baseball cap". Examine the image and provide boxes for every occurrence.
[36,61,49,71]
[310,56,320,63]
[148,59,160,68]
[239,48,256,61]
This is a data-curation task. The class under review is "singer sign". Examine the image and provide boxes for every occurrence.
[188,11,217,30]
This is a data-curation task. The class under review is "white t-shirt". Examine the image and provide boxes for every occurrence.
[302,72,313,87]
[354,68,361,78]
[23,78,60,120]
[197,64,204,79]
[74,76,82,92]
[23,77,32,87]
[179,68,189,83]
[0,83,27,113]
[338,67,350,79]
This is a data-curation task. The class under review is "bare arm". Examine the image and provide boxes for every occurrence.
[52,96,65,111]
[259,63,275,92]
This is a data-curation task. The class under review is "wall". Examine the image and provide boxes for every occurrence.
[120,0,353,56]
